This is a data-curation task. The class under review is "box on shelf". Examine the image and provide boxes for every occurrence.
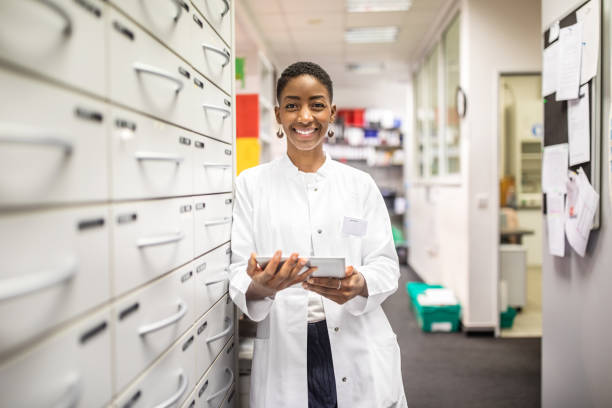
[500,307,517,329]
[406,282,461,332]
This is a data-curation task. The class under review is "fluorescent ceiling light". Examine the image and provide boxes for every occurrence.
[346,62,385,74]
[345,26,399,44]
[347,0,412,13]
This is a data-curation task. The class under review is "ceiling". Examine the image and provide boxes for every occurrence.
[239,0,454,86]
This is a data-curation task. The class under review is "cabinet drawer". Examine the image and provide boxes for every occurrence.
[193,135,233,195]
[108,7,198,132]
[114,328,197,408]
[193,243,231,319]
[111,197,194,296]
[189,12,232,94]
[110,0,193,63]
[0,206,110,354]
[193,193,233,257]
[194,336,236,408]
[0,0,106,97]
[220,384,237,408]
[110,107,194,200]
[190,0,232,47]
[194,70,233,143]
[113,263,196,394]
[0,69,108,207]
[194,295,234,379]
[0,307,112,408]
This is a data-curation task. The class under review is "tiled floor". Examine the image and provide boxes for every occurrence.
[501,266,542,338]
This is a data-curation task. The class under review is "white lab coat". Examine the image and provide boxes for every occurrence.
[229,153,407,408]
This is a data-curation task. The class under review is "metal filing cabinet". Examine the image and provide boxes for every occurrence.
[0,0,237,406]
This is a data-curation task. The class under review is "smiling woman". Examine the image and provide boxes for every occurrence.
[228,61,407,408]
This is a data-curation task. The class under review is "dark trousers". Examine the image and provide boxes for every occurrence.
[307,320,338,408]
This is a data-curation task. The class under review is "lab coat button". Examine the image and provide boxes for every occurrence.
[317,229,322,234]
[314,187,318,192]
[334,327,339,332]
[342,377,347,382]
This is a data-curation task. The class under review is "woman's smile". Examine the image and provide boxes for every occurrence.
[293,126,319,139]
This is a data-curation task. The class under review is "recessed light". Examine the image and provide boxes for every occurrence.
[347,0,413,13]
[345,26,399,44]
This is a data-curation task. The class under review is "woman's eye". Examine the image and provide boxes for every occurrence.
[285,103,297,110]
[312,103,325,109]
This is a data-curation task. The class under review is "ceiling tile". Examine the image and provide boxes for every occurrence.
[245,0,283,14]
[284,12,344,30]
[280,0,344,13]
[346,11,407,27]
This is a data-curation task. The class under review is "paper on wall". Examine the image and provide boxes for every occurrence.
[568,84,590,165]
[542,42,559,97]
[565,168,599,256]
[576,0,600,84]
[549,21,560,43]
[546,192,565,257]
[542,143,569,194]
[556,22,583,101]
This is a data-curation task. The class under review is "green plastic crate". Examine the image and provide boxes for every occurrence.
[500,307,517,329]
[406,282,461,332]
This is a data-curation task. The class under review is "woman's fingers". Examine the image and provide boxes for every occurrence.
[288,266,317,286]
[260,250,282,283]
[246,253,258,278]
[307,276,341,289]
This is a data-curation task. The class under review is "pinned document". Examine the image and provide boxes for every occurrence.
[556,22,583,101]
[576,0,600,84]
[568,84,590,165]
[546,192,565,257]
[565,168,599,256]
[542,144,569,194]
[542,42,559,97]
[549,21,560,43]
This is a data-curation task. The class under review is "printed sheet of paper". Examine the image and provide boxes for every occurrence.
[556,22,583,101]
[576,0,600,84]
[565,168,599,256]
[542,42,559,97]
[542,143,569,194]
[549,21,560,43]
[568,84,590,165]
[547,192,566,257]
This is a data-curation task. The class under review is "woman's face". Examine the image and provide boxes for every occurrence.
[275,75,336,152]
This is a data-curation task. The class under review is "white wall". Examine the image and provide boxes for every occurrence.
[333,81,409,122]
[409,0,541,329]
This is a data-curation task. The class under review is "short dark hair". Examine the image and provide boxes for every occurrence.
[276,61,333,103]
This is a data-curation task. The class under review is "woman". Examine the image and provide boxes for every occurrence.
[229,61,407,408]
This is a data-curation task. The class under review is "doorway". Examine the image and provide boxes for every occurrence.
[498,73,543,337]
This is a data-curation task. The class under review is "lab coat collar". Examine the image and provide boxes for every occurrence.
[280,150,331,179]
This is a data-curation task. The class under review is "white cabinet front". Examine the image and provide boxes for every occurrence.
[110,107,195,200]
[0,69,108,207]
[194,70,233,143]
[190,0,232,47]
[113,328,197,408]
[0,308,112,408]
[113,263,196,393]
[194,336,236,408]
[0,205,110,354]
[0,0,107,97]
[193,135,233,195]
[194,295,234,378]
[111,197,194,297]
[193,243,231,319]
[193,193,233,258]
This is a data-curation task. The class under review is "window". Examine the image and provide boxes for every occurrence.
[414,14,461,180]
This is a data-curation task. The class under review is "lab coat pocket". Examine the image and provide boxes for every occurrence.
[370,335,403,407]
[279,288,306,333]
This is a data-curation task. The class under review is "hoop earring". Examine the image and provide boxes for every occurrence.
[276,128,284,138]
[327,129,335,138]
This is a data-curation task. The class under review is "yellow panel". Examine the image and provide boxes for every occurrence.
[236,138,260,175]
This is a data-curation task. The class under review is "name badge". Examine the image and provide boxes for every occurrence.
[342,216,367,237]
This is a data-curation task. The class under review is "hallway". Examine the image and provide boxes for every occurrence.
[384,267,541,408]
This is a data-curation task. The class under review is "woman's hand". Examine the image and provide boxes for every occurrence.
[302,266,368,305]
[245,250,316,300]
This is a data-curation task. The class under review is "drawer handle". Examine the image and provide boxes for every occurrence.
[153,370,188,408]
[34,0,73,36]
[0,258,77,301]
[201,104,231,119]
[202,162,231,168]
[0,130,72,154]
[201,44,231,67]
[204,270,229,286]
[170,0,183,21]
[138,300,188,336]
[220,0,230,18]
[206,316,233,343]
[206,368,234,402]
[135,151,184,164]
[133,62,184,93]
[203,217,232,227]
[137,231,185,248]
